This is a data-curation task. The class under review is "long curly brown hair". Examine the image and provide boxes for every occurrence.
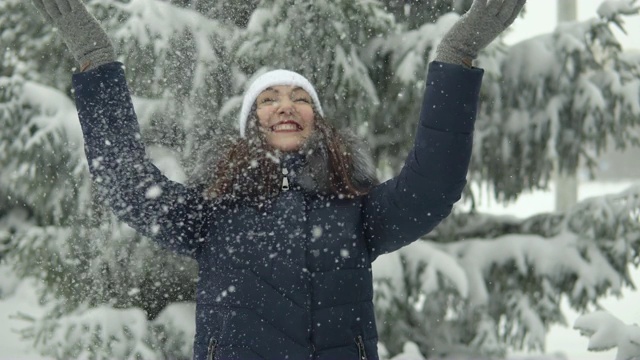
[206,107,370,200]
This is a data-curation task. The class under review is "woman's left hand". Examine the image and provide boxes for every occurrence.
[435,0,526,66]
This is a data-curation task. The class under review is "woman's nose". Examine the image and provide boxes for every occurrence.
[277,97,295,114]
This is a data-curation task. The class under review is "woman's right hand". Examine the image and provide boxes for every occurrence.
[32,0,116,71]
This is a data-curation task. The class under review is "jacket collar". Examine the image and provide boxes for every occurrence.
[284,130,378,194]
[189,129,378,196]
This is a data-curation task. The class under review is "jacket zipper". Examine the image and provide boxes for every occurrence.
[282,167,290,191]
[355,335,367,360]
[207,337,218,360]
[301,192,314,359]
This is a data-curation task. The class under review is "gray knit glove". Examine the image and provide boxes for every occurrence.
[435,0,526,67]
[32,0,115,71]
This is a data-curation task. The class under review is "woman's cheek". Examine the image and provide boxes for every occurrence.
[257,108,273,127]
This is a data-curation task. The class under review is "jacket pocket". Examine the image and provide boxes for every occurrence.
[207,337,218,360]
[355,335,368,360]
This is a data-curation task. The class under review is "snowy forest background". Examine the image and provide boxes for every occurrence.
[1,0,640,359]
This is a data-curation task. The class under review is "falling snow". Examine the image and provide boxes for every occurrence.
[1,0,639,359]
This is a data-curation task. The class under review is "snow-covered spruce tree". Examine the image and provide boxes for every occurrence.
[2,0,639,359]
[397,184,640,358]
[1,0,237,358]
[473,2,640,201]
[371,3,640,358]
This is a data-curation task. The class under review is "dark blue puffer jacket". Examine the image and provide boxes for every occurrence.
[72,61,483,360]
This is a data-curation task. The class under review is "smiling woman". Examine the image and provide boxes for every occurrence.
[30,0,525,358]
[203,68,376,200]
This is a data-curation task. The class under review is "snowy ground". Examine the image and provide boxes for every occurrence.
[0,180,638,359]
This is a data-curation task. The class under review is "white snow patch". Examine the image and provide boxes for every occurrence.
[389,341,425,360]
[147,145,187,183]
[574,310,640,359]
[597,0,640,19]
[127,287,141,296]
[20,82,83,144]
[145,185,163,199]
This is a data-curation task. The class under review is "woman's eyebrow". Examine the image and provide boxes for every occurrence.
[291,87,310,96]
[261,86,308,96]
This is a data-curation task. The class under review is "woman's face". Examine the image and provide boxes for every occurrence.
[255,85,315,152]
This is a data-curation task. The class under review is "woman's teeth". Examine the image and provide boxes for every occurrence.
[272,124,300,132]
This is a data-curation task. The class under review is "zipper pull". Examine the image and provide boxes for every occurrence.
[282,167,290,191]
[356,335,367,360]
[207,337,218,360]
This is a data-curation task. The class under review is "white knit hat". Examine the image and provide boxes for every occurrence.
[238,69,324,138]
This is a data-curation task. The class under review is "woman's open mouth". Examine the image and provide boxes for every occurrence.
[271,121,302,132]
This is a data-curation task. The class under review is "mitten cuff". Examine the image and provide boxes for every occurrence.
[434,45,475,68]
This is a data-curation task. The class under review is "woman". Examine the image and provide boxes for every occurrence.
[32,0,525,359]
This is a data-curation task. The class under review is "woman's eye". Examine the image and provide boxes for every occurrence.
[259,98,274,104]
[295,98,310,103]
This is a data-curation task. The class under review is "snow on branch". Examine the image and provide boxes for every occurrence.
[374,184,640,354]
[0,76,89,221]
[373,240,468,307]
[448,184,640,307]
[472,6,640,201]
[388,341,426,360]
[0,75,82,151]
[19,305,156,359]
[447,232,622,307]
[598,0,640,33]
[439,184,640,262]
[574,310,640,360]
[14,302,196,359]
[365,12,457,84]
[88,0,238,105]
[108,0,232,61]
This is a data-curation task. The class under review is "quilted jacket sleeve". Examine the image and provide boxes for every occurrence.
[72,62,208,258]
[362,61,484,261]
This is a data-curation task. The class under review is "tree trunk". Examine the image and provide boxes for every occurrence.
[554,0,578,212]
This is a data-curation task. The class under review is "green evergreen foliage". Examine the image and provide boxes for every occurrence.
[381,185,640,357]
[380,0,473,29]
[235,0,394,132]
[472,17,640,201]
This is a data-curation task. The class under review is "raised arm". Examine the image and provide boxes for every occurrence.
[362,0,526,261]
[73,64,209,257]
[32,0,209,257]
